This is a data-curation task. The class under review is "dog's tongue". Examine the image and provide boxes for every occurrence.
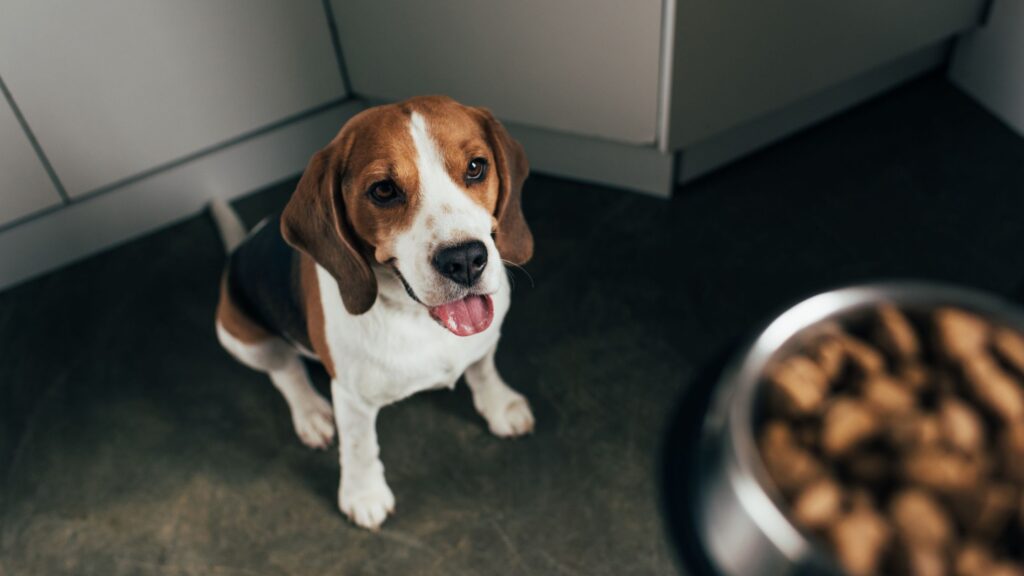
[429,295,494,337]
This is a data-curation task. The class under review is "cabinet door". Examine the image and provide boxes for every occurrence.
[0,97,61,227]
[0,1,345,198]
[669,0,986,147]
[332,0,663,145]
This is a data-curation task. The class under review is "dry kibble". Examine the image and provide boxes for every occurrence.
[898,362,932,393]
[840,334,887,376]
[956,483,1018,538]
[999,422,1024,483]
[903,546,948,576]
[759,430,824,495]
[955,543,993,576]
[887,411,942,451]
[938,397,986,454]
[862,374,917,416]
[830,505,891,576]
[813,335,847,381]
[791,478,843,530]
[903,448,983,493]
[935,307,990,361]
[760,306,1024,575]
[767,355,828,416]
[961,355,1024,422]
[822,398,878,457]
[890,489,954,548]
[993,327,1024,376]
[876,303,921,361]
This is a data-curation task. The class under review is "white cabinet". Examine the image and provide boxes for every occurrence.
[668,0,985,147]
[331,0,663,145]
[0,97,62,227]
[0,0,346,198]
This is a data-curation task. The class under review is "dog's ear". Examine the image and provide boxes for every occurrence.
[281,148,377,315]
[478,108,533,265]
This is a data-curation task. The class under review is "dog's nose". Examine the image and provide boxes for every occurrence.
[432,241,488,287]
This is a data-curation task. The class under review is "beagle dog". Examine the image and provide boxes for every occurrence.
[212,96,534,530]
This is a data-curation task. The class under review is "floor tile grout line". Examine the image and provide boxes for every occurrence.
[0,74,71,204]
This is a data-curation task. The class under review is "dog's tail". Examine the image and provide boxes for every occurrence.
[208,198,248,254]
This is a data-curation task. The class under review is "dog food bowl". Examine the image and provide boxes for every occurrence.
[662,281,1024,576]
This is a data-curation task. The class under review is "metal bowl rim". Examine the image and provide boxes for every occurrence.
[711,280,1024,563]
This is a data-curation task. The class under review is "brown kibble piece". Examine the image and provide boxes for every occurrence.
[840,334,887,376]
[898,362,932,393]
[830,505,891,576]
[939,397,986,454]
[862,374,917,415]
[993,327,1024,376]
[822,398,878,457]
[903,546,948,576]
[887,411,942,451]
[890,489,954,548]
[935,307,990,361]
[759,426,824,495]
[903,448,983,493]
[812,334,846,381]
[791,478,843,530]
[961,355,1024,422]
[999,422,1024,483]
[954,483,1018,538]
[767,355,828,416]
[761,420,794,449]
[955,542,993,576]
[876,303,921,361]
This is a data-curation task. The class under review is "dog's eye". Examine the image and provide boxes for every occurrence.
[465,158,488,183]
[367,180,403,206]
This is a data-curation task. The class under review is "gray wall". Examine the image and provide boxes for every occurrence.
[950,0,1024,137]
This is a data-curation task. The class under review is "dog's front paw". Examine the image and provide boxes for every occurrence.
[291,395,335,449]
[339,478,395,530]
[485,395,535,438]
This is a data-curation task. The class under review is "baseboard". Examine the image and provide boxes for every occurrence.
[507,122,676,199]
[677,41,949,184]
[0,100,366,292]
[0,93,679,293]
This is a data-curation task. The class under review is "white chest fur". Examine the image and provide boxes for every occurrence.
[316,264,510,407]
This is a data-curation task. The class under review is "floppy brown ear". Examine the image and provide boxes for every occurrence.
[478,109,533,265]
[281,149,377,314]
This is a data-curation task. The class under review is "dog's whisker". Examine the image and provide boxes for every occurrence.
[501,260,535,288]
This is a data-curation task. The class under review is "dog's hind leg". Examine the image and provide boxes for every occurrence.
[215,280,334,449]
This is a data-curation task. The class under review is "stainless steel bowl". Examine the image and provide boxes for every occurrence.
[695,281,1024,576]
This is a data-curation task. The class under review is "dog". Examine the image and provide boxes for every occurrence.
[211,96,534,530]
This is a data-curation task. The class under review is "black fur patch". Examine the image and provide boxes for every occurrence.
[226,214,311,350]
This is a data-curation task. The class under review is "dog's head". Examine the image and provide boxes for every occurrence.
[281,96,531,336]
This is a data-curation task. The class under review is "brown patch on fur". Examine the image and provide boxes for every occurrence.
[281,95,531,314]
[404,97,501,215]
[216,273,271,343]
[300,254,335,378]
[281,103,425,314]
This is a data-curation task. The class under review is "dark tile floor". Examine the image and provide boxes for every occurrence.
[3,74,1024,575]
